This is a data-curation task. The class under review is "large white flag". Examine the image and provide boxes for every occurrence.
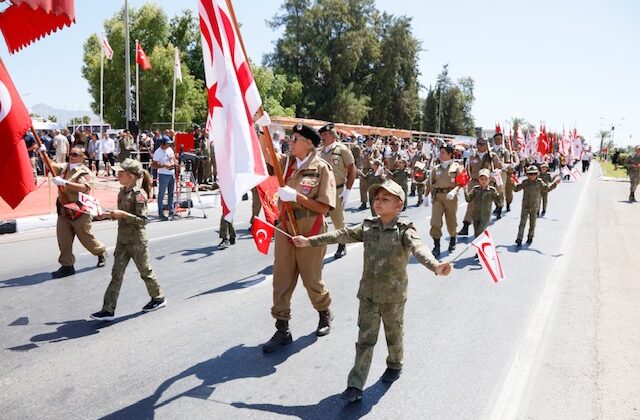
[174,47,183,82]
[102,35,113,60]
[199,0,268,220]
[471,230,505,283]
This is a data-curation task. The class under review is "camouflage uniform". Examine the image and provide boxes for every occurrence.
[102,183,164,313]
[359,146,382,205]
[308,213,439,390]
[462,151,502,224]
[513,175,558,242]
[624,153,640,200]
[366,170,385,216]
[465,185,499,237]
[389,168,410,208]
[538,171,553,213]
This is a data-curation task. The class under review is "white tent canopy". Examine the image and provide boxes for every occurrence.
[31,118,64,131]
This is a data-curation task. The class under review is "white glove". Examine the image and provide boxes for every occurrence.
[339,188,351,203]
[38,145,46,153]
[52,176,68,187]
[422,198,430,207]
[278,186,298,202]
[446,189,457,200]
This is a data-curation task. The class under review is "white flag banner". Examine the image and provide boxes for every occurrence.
[78,192,104,217]
[471,230,505,283]
[174,47,183,82]
[561,166,578,182]
[102,35,113,60]
[199,0,268,221]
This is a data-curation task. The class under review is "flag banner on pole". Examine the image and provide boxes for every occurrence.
[174,47,183,82]
[471,230,505,283]
[491,169,504,187]
[251,216,275,254]
[256,175,280,225]
[0,59,36,208]
[77,192,103,217]
[571,167,581,180]
[102,35,113,60]
[0,0,75,54]
[199,0,268,222]
[561,166,578,182]
[136,42,152,70]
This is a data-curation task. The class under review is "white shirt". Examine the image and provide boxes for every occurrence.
[102,138,115,154]
[153,146,176,176]
[53,134,69,156]
[295,153,311,170]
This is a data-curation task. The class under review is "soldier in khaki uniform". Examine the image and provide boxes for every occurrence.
[429,144,463,257]
[464,169,498,238]
[513,165,561,246]
[90,159,165,321]
[458,138,502,235]
[45,145,107,279]
[292,180,451,403]
[259,124,337,353]
[409,141,429,202]
[624,146,640,202]
[358,137,381,210]
[491,133,513,218]
[319,123,356,259]
[385,139,404,171]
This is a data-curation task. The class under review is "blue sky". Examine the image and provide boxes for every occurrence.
[3,0,638,147]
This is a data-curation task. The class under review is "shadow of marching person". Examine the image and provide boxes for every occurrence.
[231,380,391,420]
[101,332,318,420]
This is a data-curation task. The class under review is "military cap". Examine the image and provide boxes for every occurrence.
[526,165,539,174]
[493,132,503,138]
[292,123,321,146]
[478,168,491,178]
[318,122,335,133]
[116,158,144,176]
[440,144,455,155]
[368,179,406,203]
[540,162,549,168]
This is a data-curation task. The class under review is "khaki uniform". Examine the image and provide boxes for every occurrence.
[102,186,164,313]
[429,161,462,239]
[359,147,381,204]
[462,152,501,223]
[308,216,439,390]
[320,142,355,230]
[409,150,429,201]
[465,185,498,237]
[625,154,640,195]
[513,178,558,241]
[390,168,410,207]
[54,164,106,266]
[492,146,512,208]
[271,152,336,320]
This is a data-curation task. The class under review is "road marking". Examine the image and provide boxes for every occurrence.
[485,169,593,420]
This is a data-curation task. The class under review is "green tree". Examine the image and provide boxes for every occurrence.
[422,65,475,135]
[169,9,205,84]
[252,65,302,117]
[596,129,611,154]
[47,115,57,122]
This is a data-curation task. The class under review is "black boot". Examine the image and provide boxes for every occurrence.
[97,252,107,268]
[506,203,511,212]
[358,202,367,210]
[341,387,363,403]
[541,210,546,217]
[630,193,636,203]
[495,207,503,219]
[316,310,333,337]
[515,238,522,247]
[381,367,402,383]
[458,222,470,236]
[51,265,75,279]
[448,237,456,252]
[334,244,346,259]
[262,320,292,353]
[432,239,441,258]
[526,237,533,245]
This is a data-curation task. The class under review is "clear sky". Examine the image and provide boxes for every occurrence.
[3,0,638,148]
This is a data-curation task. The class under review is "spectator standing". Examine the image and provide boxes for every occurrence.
[101,133,116,176]
[53,129,70,163]
[152,136,176,221]
[24,131,38,183]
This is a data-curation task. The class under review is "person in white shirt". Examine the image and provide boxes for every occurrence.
[53,130,70,163]
[581,150,592,172]
[152,136,176,220]
[101,133,116,176]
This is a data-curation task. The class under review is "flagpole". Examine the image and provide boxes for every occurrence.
[223,0,299,235]
[171,47,177,131]
[124,0,132,125]
[254,217,293,239]
[100,32,104,138]
[135,39,140,123]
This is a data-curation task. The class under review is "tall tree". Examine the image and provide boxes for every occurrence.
[422,65,475,135]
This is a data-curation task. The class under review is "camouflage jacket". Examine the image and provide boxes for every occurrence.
[513,178,557,209]
[308,216,439,303]
[625,154,640,175]
[539,172,553,187]
[116,185,149,245]
[389,168,410,189]
[465,185,498,222]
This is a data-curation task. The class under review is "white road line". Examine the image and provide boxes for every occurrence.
[485,169,593,420]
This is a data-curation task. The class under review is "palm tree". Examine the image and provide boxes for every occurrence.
[596,130,611,158]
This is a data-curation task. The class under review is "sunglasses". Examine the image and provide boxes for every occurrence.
[70,152,83,158]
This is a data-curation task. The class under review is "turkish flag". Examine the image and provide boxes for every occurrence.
[455,169,470,187]
[256,176,280,225]
[136,43,152,70]
[251,216,275,255]
[471,230,505,283]
[0,59,36,209]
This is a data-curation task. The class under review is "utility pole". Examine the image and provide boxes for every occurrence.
[124,0,132,126]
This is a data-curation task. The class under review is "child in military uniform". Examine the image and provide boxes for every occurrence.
[538,162,553,217]
[513,165,561,247]
[388,159,410,211]
[464,168,498,238]
[292,180,452,403]
[367,159,385,216]
[91,158,166,321]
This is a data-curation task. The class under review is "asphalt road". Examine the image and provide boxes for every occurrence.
[1,164,632,420]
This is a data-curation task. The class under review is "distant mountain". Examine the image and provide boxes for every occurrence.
[30,103,99,125]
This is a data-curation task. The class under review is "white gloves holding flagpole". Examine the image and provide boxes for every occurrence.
[52,177,68,187]
[278,186,298,202]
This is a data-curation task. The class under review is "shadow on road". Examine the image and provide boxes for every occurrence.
[188,265,273,298]
[496,244,563,258]
[232,380,390,419]
[0,267,96,289]
[101,333,318,419]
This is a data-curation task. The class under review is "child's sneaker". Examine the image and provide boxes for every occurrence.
[90,310,115,321]
[142,297,167,312]
[340,387,362,403]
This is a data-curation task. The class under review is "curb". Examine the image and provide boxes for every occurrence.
[2,192,221,235]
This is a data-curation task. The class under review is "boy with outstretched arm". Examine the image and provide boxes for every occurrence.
[292,180,452,403]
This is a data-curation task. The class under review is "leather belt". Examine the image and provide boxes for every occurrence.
[293,208,315,219]
[433,187,453,193]
[336,184,344,189]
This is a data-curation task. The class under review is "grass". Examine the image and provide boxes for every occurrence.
[600,160,630,179]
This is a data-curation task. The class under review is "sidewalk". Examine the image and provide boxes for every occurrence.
[0,175,220,234]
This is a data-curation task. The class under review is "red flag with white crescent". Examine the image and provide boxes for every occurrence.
[251,216,274,255]
[136,43,152,70]
[0,59,36,208]
[471,230,505,283]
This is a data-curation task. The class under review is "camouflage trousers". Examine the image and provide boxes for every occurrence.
[347,297,405,390]
[411,183,426,205]
[517,205,539,241]
[494,172,514,207]
[630,174,639,194]
[540,192,548,212]
[102,243,164,313]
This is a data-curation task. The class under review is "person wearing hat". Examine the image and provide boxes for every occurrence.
[292,179,452,403]
[319,123,356,259]
[538,162,553,216]
[91,158,166,321]
[367,159,386,216]
[151,135,176,221]
[357,137,382,210]
[458,138,503,236]
[513,165,561,246]
[258,123,337,352]
[491,132,516,218]
[409,141,430,205]
[464,168,499,238]
[624,146,640,202]
[39,144,108,278]
[429,144,463,257]
[388,158,411,211]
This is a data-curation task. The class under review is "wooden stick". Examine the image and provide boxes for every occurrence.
[254,216,293,239]
[223,0,299,236]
